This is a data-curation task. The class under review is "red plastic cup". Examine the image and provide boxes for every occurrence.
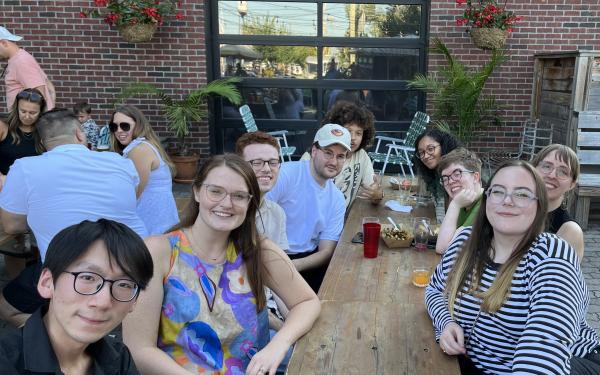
[363,221,381,258]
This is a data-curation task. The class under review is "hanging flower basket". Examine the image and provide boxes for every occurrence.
[469,28,509,50]
[117,23,157,43]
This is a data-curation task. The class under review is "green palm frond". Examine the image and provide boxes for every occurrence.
[408,37,506,143]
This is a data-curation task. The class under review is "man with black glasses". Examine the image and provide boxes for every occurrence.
[0,109,147,327]
[267,123,351,292]
[0,219,153,374]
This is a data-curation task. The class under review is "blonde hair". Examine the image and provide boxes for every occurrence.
[445,160,548,314]
[110,105,176,175]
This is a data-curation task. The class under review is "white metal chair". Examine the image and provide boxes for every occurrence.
[368,111,430,177]
[239,104,296,162]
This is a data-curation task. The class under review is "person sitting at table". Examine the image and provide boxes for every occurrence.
[122,154,320,375]
[301,101,383,210]
[531,144,584,261]
[413,129,460,198]
[110,105,179,235]
[0,88,46,278]
[435,148,484,254]
[426,160,600,374]
[236,131,292,373]
[0,219,153,374]
[268,123,350,292]
[0,109,147,327]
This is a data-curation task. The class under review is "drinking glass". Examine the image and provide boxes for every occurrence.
[362,217,381,258]
[413,217,431,251]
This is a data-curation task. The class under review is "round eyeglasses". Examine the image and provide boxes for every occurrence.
[317,146,347,163]
[485,186,538,208]
[440,168,475,186]
[415,144,440,160]
[202,184,252,206]
[536,161,571,181]
[63,271,139,302]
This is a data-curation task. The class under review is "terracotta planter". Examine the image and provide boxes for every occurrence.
[117,23,157,43]
[470,28,509,50]
[170,154,200,184]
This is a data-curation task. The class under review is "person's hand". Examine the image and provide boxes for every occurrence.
[439,322,466,355]
[451,186,484,209]
[358,175,383,202]
[246,341,289,375]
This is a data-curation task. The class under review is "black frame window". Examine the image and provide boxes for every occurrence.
[208,0,430,156]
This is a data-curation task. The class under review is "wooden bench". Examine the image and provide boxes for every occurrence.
[573,111,600,229]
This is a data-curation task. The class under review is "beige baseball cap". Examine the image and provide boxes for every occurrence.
[314,123,351,151]
[0,26,23,41]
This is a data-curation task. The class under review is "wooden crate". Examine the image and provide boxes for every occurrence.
[531,51,600,149]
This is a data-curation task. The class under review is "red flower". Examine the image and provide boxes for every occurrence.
[456,0,467,4]
[94,0,109,6]
[79,11,88,18]
[507,28,513,33]
[176,12,184,20]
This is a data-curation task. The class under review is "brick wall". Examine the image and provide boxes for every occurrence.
[0,0,210,156]
[429,0,600,152]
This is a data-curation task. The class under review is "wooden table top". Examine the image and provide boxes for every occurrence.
[286,182,460,374]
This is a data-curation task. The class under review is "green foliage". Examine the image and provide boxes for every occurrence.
[408,38,506,143]
[375,4,421,37]
[115,78,241,155]
[242,16,315,66]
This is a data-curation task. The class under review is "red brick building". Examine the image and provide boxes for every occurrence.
[1,1,599,156]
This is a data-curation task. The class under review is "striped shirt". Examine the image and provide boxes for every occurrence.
[425,228,599,374]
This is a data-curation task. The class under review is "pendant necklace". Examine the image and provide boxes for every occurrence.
[187,227,225,263]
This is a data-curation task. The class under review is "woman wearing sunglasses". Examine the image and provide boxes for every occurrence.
[531,144,584,261]
[110,105,179,235]
[0,88,46,277]
[426,160,600,375]
[412,128,459,198]
[123,154,320,375]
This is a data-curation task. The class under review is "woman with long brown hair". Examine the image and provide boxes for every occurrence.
[426,160,600,374]
[110,105,178,235]
[123,154,320,375]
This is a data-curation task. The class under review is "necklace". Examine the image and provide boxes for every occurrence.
[186,227,226,263]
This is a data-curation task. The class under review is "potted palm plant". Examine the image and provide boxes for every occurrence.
[408,38,506,144]
[116,78,242,182]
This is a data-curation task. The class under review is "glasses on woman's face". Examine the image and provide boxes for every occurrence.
[248,159,281,170]
[536,161,571,181]
[416,144,440,160]
[109,122,132,133]
[202,184,252,206]
[17,90,44,103]
[440,168,475,186]
[485,186,538,208]
[62,271,139,302]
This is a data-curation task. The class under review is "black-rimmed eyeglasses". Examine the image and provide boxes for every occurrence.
[63,271,139,302]
[248,159,281,170]
[109,122,132,133]
[440,169,475,186]
[415,144,440,160]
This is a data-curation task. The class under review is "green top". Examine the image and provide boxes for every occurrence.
[457,196,482,227]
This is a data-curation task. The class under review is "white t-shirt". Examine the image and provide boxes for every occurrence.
[301,149,375,208]
[266,160,345,255]
[256,198,289,251]
[0,144,147,259]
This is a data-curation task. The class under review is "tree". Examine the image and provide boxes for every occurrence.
[375,5,421,37]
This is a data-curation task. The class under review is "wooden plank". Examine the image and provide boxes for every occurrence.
[540,90,572,106]
[578,112,600,128]
[542,79,572,92]
[573,55,591,112]
[577,150,600,165]
[543,66,575,80]
[577,132,600,147]
[540,101,570,120]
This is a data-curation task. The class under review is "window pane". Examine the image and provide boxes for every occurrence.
[223,88,317,120]
[218,1,317,36]
[324,89,419,121]
[323,4,421,38]
[220,44,317,79]
[323,47,419,80]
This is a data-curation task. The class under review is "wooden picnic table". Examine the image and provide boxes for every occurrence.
[286,182,460,374]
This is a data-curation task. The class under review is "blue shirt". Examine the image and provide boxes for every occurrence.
[0,144,148,260]
[266,160,345,254]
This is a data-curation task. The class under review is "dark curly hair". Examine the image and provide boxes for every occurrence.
[323,101,375,151]
[412,129,460,197]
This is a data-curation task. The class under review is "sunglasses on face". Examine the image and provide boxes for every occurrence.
[109,122,132,132]
[17,90,44,103]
